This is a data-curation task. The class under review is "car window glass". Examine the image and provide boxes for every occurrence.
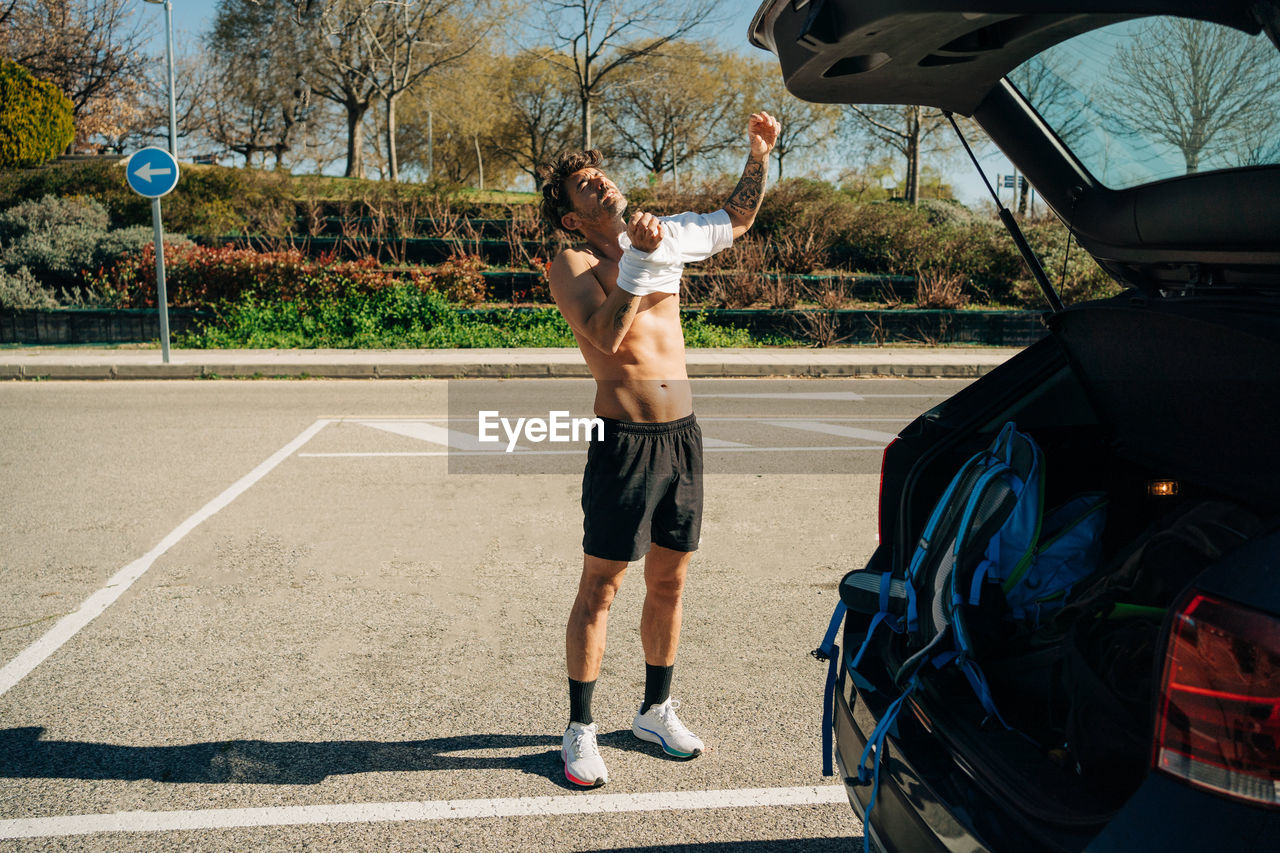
[1008,17,1280,190]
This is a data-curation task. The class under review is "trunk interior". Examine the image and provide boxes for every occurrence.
[872,293,1280,834]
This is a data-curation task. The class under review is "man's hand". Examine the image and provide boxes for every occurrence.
[627,210,663,253]
[748,112,781,160]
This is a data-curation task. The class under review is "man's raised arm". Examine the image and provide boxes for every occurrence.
[549,252,642,355]
[549,212,665,355]
[724,112,781,239]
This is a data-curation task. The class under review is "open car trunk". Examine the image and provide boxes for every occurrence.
[844,293,1280,841]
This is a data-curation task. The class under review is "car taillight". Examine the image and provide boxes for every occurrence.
[877,439,897,545]
[1155,592,1280,807]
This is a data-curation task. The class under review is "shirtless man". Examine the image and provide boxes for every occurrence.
[538,112,780,787]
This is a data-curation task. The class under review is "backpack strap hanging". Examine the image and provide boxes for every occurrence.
[813,600,847,777]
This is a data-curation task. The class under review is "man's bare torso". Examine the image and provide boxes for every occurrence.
[563,245,691,422]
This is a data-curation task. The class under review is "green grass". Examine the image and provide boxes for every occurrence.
[173,285,793,349]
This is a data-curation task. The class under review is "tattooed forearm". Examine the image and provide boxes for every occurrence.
[726,157,767,218]
[613,299,638,336]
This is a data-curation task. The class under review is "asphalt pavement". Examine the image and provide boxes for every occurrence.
[0,345,1021,380]
[0,377,972,851]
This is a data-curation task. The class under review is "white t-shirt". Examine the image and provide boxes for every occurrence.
[616,209,735,295]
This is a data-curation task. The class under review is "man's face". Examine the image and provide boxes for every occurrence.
[564,167,627,228]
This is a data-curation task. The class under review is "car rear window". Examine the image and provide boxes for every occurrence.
[1008,17,1280,190]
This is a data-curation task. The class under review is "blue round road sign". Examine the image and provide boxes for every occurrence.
[126,147,180,198]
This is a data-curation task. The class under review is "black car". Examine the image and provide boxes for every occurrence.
[750,2,1280,851]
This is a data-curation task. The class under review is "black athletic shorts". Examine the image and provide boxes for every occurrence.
[581,414,703,562]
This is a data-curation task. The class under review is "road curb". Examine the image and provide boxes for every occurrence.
[1,361,1006,380]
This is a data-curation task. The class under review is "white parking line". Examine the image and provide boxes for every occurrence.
[356,419,516,451]
[0,785,848,839]
[695,392,866,401]
[763,421,899,443]
[0,420,329,699]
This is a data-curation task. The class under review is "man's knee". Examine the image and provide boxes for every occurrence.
[644,571,685,602]
[575,570,625,616]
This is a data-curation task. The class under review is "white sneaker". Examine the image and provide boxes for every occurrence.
[632,698,704,759]
[562,721,608,787]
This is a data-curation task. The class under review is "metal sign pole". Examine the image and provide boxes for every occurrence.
[164,0,177,157]
[151,197,171,363]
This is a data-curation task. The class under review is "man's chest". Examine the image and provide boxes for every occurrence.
[590,260,676,314]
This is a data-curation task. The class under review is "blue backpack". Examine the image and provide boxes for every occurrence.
[814,423,1106,851]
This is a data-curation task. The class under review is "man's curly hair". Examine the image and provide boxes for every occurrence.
[538,149,603,236]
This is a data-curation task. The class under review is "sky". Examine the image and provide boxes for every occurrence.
[146,0,768,58]
[138,0,1014,206]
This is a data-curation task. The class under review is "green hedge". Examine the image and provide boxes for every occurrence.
[174,288,770,349]
[0,60,75,168]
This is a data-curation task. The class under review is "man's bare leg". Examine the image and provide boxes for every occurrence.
[640,543,693,666]
[567,554,630,683]
[632,543,703,757]
[563,554,627,787]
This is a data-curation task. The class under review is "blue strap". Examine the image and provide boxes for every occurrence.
[815,600,847,661]
[967,556,993,606]
[816,601,846,777]
[993,421,1018,464]
[957,656,1013,729]
[853,680,916,853]
[822,640,840,777]
[850,610,901,672]
[933,649,1013,730]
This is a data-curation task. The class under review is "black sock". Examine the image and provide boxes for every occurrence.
[641,663,674,714]
[569,678,596,725]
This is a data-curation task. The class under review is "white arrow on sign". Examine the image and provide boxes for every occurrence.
[132,162,173,182]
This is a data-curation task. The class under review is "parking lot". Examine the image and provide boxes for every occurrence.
[0,378,965,851]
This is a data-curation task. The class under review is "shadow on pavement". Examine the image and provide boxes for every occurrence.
[597,727,695,762]
[0,726,579,787]
[582,842,856,852]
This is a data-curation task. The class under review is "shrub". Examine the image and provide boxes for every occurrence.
[680,312,762,347]
[0,194,188,293]
[1017,222,1123,307]
[793,310,850,347]
[624,177,736,218]
[93,244,416,309]
[0,266,57,309]
[757,178,860,270]
[915,268,969,309]
[179,289,579,349]
[0,193,109,239]
[706,270,762,308]
[760,274,798,309]
[429,253,487,304]
[915,198,980,229]
[837,201,935,274]
[0,60,74,168]
[769,231,828,274]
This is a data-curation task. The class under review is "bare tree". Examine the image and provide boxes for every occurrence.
[524,0,718,150]
[491,49,579,181]
[207,0,317,167]
[0,0,149,151]
[288,0,382,178]
[845,104,953,205]
[750,58,840,179]
[600,41,743,181]
[1008,52,1086,214]
[95,43,209,155]
[348,0,489,182]
[395,47,516,187]
[1098,18,1280,175]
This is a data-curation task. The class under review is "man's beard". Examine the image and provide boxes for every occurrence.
[603,192,627,218]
